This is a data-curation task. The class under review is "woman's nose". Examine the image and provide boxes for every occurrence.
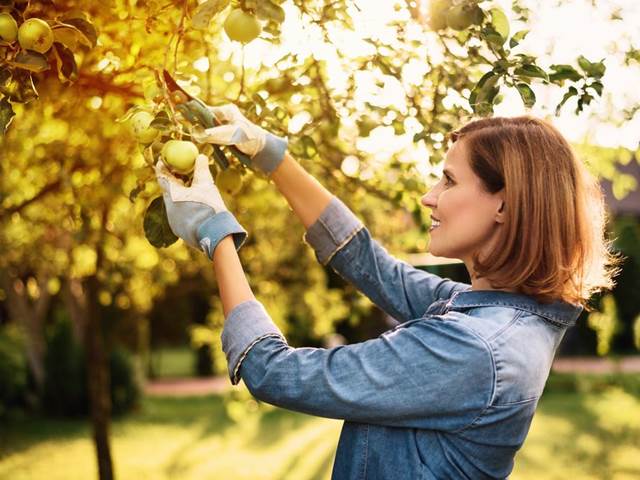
[421,189,437,208]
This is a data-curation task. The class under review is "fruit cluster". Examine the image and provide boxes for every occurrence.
[126,78,244,197]
[428,0,484,32]
[0,14,53,53]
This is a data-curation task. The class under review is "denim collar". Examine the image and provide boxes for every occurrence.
[446,289,583,327]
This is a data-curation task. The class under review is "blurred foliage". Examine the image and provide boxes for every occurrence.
[41,318,140,417]
[0,325,28,418]
[43,318,87,415]
[587,294,620,357]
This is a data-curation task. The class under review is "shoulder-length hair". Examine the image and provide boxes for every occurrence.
[448,115,623,310]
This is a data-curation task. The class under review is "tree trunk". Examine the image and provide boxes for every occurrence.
[83,274,114,480]
[62,276,88,345]
[0,270,52,393]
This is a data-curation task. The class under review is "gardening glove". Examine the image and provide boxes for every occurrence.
[155,154,247,260]
[194,103,288,176]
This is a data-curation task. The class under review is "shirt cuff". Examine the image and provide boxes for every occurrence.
[197,211,247,260]
[221,299,286,385]
[303,196,364,266]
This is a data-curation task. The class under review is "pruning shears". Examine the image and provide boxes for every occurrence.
[161,69,252,170]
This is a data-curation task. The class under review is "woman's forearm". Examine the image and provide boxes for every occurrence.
[212,236,255,317]
[213,151,332,315]
[270,152,333,230]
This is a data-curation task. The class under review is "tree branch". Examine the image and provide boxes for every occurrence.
[75,72,142,99]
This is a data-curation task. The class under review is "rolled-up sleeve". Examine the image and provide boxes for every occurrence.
[220,300,285,385]
[222,298,494,431]
[303,196,470,323]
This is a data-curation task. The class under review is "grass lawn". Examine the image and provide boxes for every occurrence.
[149,346,196,378]
[1,384,639,479]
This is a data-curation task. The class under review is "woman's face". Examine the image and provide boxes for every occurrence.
[421,139,505,268]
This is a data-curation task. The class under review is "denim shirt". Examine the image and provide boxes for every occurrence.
[221,196,583,480]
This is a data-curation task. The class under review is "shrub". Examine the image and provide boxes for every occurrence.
[43,319,141,417]
[195,344,214,377]
[110,347,141,415]
[0,327,28,417]
[42,320,87,416]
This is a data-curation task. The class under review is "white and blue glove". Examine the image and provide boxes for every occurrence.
[155,154,247,260]
[193,103,288,176]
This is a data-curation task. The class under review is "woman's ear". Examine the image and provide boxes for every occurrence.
[495,198,506,224]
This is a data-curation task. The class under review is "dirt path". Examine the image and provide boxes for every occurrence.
[551,355,640,374]
[144,356,640,397]
[145,376,231,396]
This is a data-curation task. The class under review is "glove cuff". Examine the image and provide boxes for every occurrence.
[197,211,248,260]
[253,133,288,176]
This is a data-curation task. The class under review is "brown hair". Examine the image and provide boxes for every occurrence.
[448,115,623,310]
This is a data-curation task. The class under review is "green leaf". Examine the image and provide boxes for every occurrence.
[0,67,10,86]
[52,43,78,83]
[191,0,231,30]
[128,183,145,203]
[515,83,536,108]
[576,92,594,113]
[470,71,501,107]
[149,110,172,130]
[493,58,511,74]
[52,23,95,49]
[514,64,549,82]
[489,8,509,43]
[587,81,604,96]
[295,135,318,158]
[0,71,38,103]
[549,64,582,83]
[255,0,285,24]
[481,25,505,49]
[12,51,50,73]
[555,86,578,115]
[143,196,178,248]
[0,97,15,135]
[577,55,606,79]
[509,29,529,48]
[62,18,98,48]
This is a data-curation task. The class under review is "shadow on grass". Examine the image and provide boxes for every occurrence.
[0,414,89,458]
[516,388,640,478]
[0,393,235,460]
[246,406,320,448]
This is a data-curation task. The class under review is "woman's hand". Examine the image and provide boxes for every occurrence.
[155,154,247,260]
[193,103,288,176]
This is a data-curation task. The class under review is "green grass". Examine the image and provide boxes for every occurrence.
[149,346,197,378]
[1,384,639,480]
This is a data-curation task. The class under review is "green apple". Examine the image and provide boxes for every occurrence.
[216,168,243,195]
[161,140,199,175]
[130,111,159,145]
[18,18,54,53]
[223,9,261,44]
[446,4,483,31]
[0,13,18,43]
[428,0,450,31]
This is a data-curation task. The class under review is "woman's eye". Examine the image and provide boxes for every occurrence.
[444,176,453,186]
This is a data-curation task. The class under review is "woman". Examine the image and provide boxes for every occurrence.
[155,108,620,479]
